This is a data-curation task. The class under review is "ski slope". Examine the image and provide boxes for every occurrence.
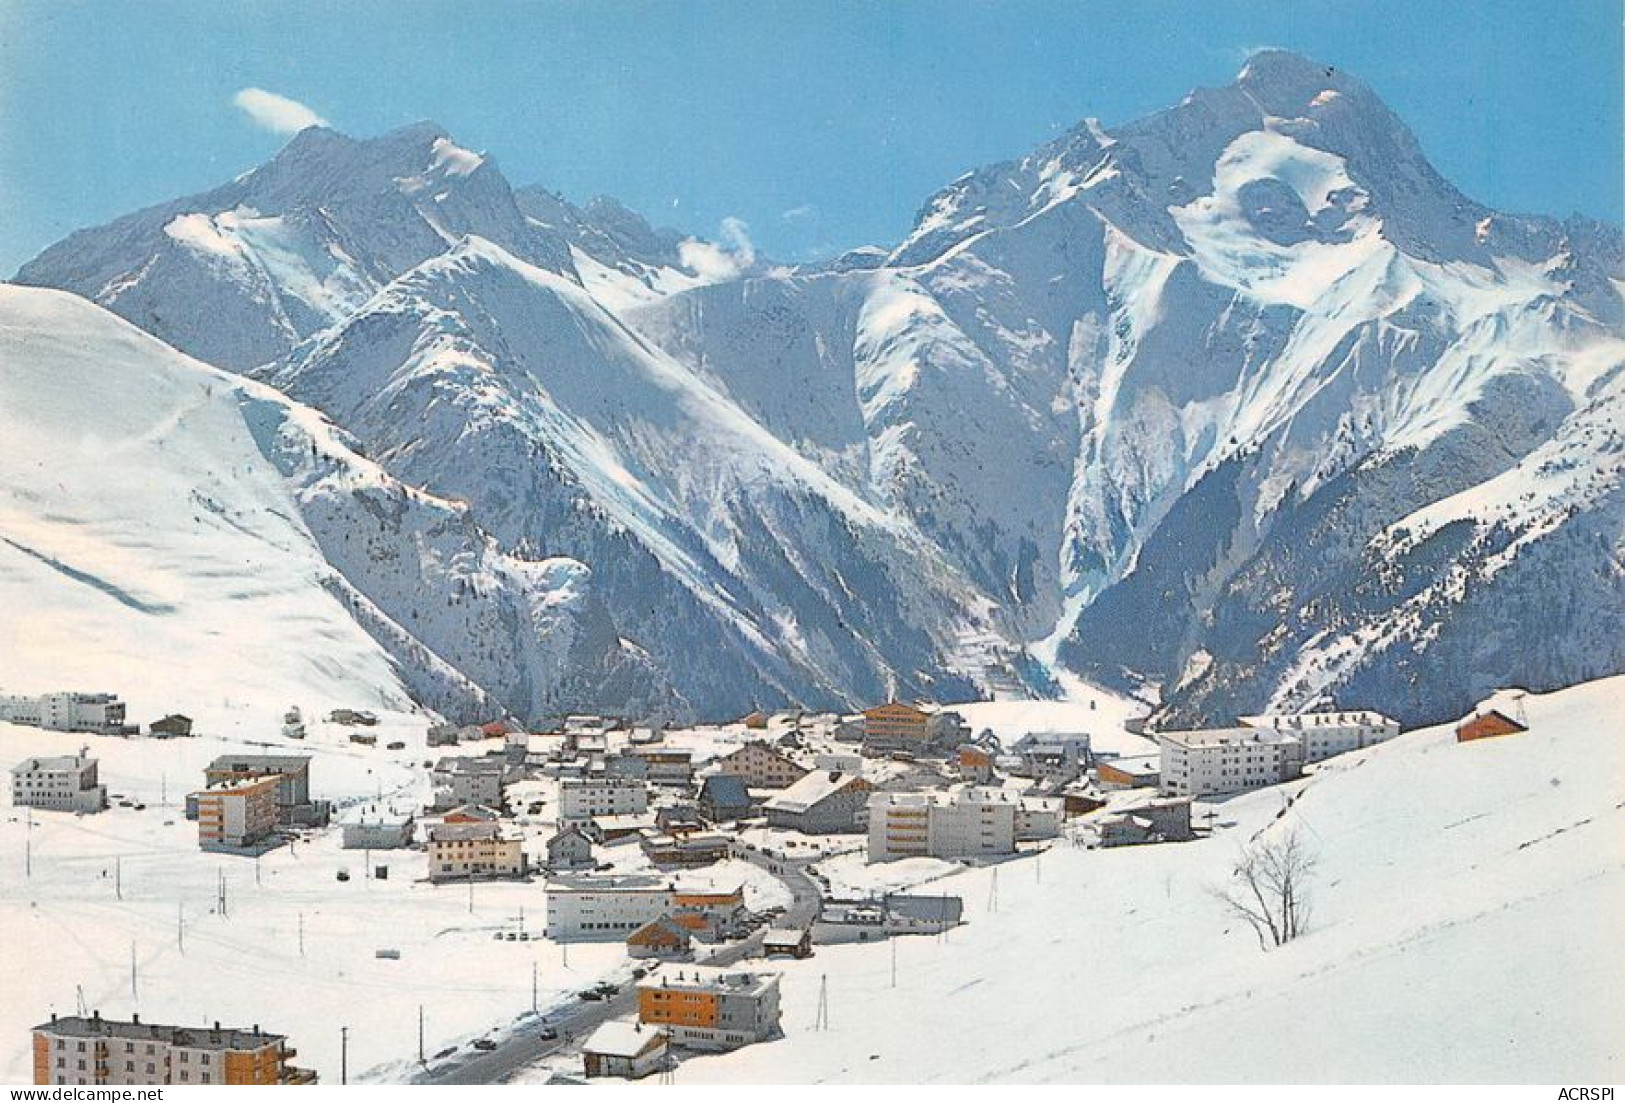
[0,284,417,730]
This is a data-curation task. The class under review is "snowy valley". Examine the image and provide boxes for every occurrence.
[2,43,1623,1089]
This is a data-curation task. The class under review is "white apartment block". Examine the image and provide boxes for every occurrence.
[1014,798,1064,841]
[867,787,1024,861]
[559,777,649,822]
[1239,710,1401,764]
[545,876,743,941]
[11,751,107,813]
[0,692,128,734]
[545,875,676,940]
[1157,727,1305,798]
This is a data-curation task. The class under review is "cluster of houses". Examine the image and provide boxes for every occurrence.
[23,677,1549,1087]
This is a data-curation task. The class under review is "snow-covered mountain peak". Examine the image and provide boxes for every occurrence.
[13,56,1624,728]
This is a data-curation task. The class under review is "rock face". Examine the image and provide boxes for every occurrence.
[16,50,1625,725]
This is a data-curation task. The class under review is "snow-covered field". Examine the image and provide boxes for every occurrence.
[662,677,1625,1083]
[948,675,1155,757]
[810,852,959,899]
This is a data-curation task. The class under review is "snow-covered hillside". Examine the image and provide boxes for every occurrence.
[635,676,1625,1084]
[260,236,1010,715]
[0,284,659,726]
[13,49,1624,726]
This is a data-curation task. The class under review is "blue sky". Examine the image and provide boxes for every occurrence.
[1,0,1619,273]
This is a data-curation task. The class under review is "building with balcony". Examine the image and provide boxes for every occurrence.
[32,1012,314,1085]
[636,967,781,1051]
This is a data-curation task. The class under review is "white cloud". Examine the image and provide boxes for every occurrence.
[678,216,756,282]
[233,88,328,135]
[782,204,816,222]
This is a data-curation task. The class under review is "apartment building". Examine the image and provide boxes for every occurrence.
[1239,710,1401,763]
[636,967,781,1051]
[712,742,807,789]
[632,748,695,787]
[867,787,1024,861]
[204,754,327,826]
[545,876,744,941]
[340,807,414,850]
[861,702,930,748]
[425,818,527,881]
[545,875,675,940]
[559,777,649,823]
[190,775,280,854]
[0,692,128,734]
[429,755,514,812]
[1157,727,1306,798]
[11,750,107,813]
[32,1012,315,1085]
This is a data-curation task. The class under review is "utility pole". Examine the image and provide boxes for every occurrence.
[813,974,829,1031]
[24,807,32,878]
[889,935,897,988]
[115,856,123,900]
[255,854,262,888]
[298,912,305,956]
[467,867,474,914]
[177,902,185,953]
[531,961,539,1015]
[340,1026,349,1086]
[986,867,1000,914]
[418,1006,425,1064]
[130,941,138,1001]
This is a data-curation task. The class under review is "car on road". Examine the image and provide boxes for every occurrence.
[537,1026,558,1040]
[472,1039,498,1052]
[577,989,605,1001]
